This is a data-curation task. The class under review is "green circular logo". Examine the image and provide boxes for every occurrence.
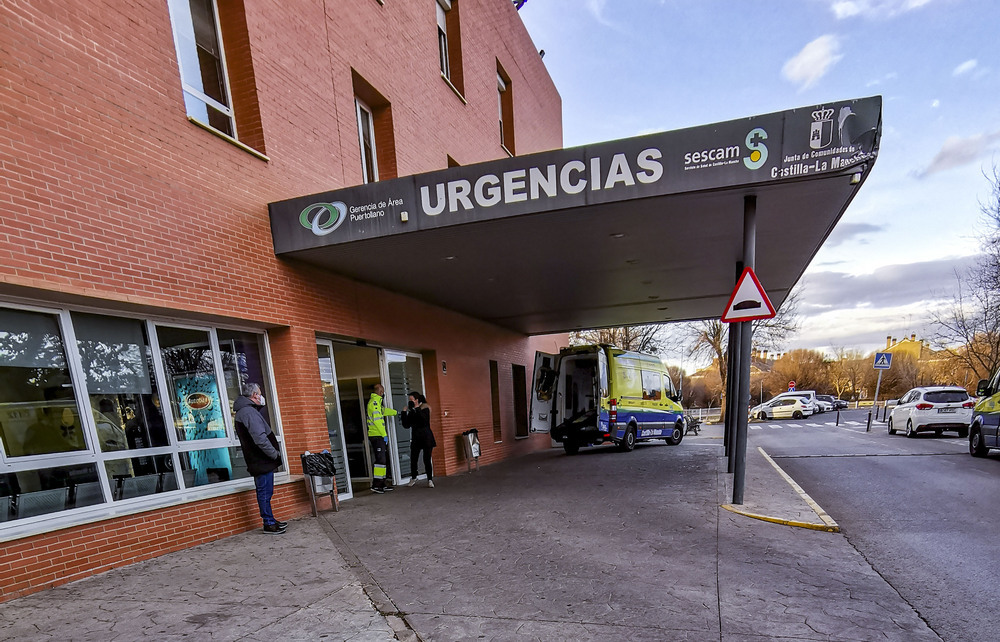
[299,202,347,236]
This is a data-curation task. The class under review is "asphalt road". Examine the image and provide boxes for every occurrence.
[751,408,999,642]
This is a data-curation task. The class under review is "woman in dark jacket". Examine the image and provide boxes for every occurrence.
[400,391,437,487]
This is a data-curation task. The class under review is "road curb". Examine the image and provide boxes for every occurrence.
[721,446,841,533]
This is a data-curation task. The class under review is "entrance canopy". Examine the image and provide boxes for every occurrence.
[269,97,881,335]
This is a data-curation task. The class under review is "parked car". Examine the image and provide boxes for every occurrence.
[771,390,823,413]
[815,394,836,412]
[887,386,973,438]
[750,396,814,420]
[831,397,849,410]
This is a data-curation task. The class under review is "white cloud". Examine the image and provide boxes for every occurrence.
[918,131,1000,177]
[953,59,978,76]
[584,0,617,28]
[782,35,843,91]
[931,99,940,108]
[828,0,935,19]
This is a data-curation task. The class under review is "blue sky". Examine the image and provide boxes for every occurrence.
[519,0,1000,356]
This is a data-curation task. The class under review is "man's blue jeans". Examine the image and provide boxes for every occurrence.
[254,472,276,525]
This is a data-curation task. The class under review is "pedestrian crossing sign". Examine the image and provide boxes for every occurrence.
[873,352,892,370]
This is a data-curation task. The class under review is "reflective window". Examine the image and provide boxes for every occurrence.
[218,329,276,432]
[641,369,662,401]
[356,98,378,184]
[0,308,87,457]
[73,313,169,455]
[179,447,252,488]
[106,456,177,501]
[1,463,100,522]
[167,0,235,136]
[0,303,279,527]
[156,326,227,442]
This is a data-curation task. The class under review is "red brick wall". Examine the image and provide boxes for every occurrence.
[0,0,563,601]
[0,482,314,601]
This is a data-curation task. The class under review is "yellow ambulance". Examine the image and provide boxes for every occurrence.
[531,345,686,455]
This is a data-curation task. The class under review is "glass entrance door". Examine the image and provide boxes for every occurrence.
[316,341,352,499]
[380,350,425,485]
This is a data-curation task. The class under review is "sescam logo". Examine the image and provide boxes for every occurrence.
[682,127,769,171]
[742,127,768,170]
[300,202,347,236]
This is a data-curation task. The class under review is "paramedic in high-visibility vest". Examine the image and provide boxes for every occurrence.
[366,383,397,494]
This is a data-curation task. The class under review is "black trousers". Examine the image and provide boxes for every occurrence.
[410,442,434,480]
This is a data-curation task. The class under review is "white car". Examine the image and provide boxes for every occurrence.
[887,386,973,438]
[771,390,823,413]
[750,396,814,420]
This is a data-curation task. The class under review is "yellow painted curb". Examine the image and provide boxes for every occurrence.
[721,447,841,533]
[720,503,840,532]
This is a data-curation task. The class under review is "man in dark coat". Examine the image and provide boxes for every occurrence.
[234,382,285,534]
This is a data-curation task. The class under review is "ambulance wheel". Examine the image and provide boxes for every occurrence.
[619,426,636,452]
[665,423,684,446]
[970,427,989,457]
[563,440,580,456]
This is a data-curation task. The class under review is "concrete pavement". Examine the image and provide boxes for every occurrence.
[0,422,941,641]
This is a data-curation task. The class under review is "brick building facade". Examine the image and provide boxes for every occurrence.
[0,0,563,601]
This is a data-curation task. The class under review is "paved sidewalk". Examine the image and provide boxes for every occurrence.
[0,423,941,641]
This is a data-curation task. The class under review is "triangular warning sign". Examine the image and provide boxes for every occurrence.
[721,267,776,323]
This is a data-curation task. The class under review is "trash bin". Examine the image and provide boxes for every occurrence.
[300,450,339,515]
[461,428,481,472]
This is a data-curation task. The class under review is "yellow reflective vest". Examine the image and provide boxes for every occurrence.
[366,392,397,438]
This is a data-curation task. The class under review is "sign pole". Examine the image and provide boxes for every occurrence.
[732,196,756,505]
[866,369,883,432]
[867,352,892,432]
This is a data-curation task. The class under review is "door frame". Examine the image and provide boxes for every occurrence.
[378,348,426,486]
[316,339,354,500]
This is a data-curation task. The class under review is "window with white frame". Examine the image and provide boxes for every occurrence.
[167,0,236,136]
[356,98,379,184]
[497,66,515,154]
[0,303,282,526]
[437,0,451,79]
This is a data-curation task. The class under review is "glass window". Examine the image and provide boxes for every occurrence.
[72,313,169,456]
[437,1,450,78]
[924,390,968,403]
[641,370,662,401]
[618,366,642,398]
[168,0,235,136]
[356,98,378,183]
[106,456,177,501]
[179,446,252,488]
[156,326,227,442]
[1,463,100,522]
[218,329,276,431]
[0,308,87,457]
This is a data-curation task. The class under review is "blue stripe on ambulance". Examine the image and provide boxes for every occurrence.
[613,409,682,439]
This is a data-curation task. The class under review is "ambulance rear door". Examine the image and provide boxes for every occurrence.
[530,351,560,433]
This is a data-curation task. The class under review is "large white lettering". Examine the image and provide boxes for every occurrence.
[560,160,587,194]
[447,179,473,212]
[421,183,446,216]
[417,148,664,216]
[475,174,502,207]
[503,169,528,203]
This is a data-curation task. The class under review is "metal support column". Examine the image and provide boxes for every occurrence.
[732,195,757,505]
[724,262,742,465]
[725,321,740,471]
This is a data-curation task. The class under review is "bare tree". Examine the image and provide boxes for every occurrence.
[569,324,665,353]
[931,164,1000,382]
[685,287,803,416]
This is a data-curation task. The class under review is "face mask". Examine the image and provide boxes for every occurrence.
[258,396,266,407]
